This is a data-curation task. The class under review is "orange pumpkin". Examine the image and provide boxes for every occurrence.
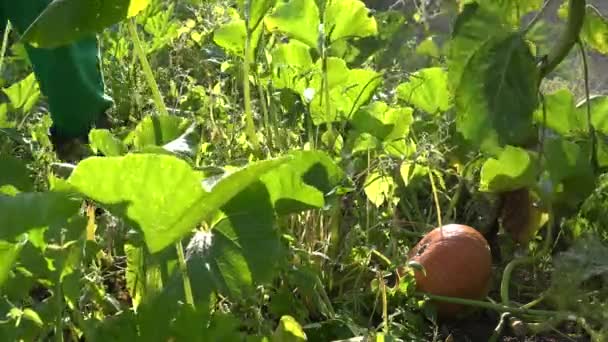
[406,224,492,317]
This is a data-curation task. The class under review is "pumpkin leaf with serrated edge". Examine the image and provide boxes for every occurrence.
[67,153,290,253]
[479,146,538,193]
[3,73,40,114]
[448,3,510,92]
[325,0,377,44]
[396,67,451,115]
[455,33,539,154]
[89,129,128,157]
[364,171,395,207]
[265,0,320,49]
[125,115,190,149]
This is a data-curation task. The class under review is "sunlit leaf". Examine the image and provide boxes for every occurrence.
[265,0,320,49]
[271,40,313,92]
[89,129,128,157]
[3,73,40,113]
[273,315,307,341]
[213,19,247,56]
[68,154,288,253]
[325,0,377,44]
[479,146,538,192]
[124,244,144,311]
[260,150,344,215]
[22,0,151,48]
[576,95,608,135]
[400,161,429,188]
[237,0,277,31]
[534,88,585,136]
[126,115,190,149]
[309,58,382,125]
[396,67,451,114]
[364,171,395,207]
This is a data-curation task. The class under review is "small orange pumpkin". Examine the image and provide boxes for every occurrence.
[406,224,492,317]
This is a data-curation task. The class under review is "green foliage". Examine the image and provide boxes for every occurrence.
[479,145,538,192]
[265,0,320,49]
[2,0,608,340]
[3,73,40,114]
[22,0,151,48]
[396,67,451,115]
[67,154,288,253]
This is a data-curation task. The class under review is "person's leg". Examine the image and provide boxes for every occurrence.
[2,0,113,141]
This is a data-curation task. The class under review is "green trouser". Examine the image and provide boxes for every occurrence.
[1,0,113,139]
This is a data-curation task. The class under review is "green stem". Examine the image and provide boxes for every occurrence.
[175,242,195,308]
[539,0,586,78]
[578,40,598,172]
[256,79,273,152]
[500,208,554,305]
[417,293,566,318]
[0,22,12,77]
[242,21,260,153]
[500,256,535,305]
[127,19,169,117]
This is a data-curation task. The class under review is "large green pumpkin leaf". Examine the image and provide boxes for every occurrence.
[576,95,608,135]
[396,67,451,115]
[236,0,277,31]
[308,58,382,125]
[455,33,539,153]
[448,3,509,92]
[273,315,307,342]
[325,0,377,44]
[260,150,343,215]
[544,138,592,185]
[3,73,40,113]
[364,171,395,207]
[22,0,150,48]
[213,18,264,61]
[0,192,81,242]
[533,88,585,136]
[213,19,247,56]
[479,146,538,192]
[271,40,313,92]
[187,182,280,298]
[68,154,288,253]
[265,0,320,49]
[474,0,543,27]
[89,129,128,157]
[125,115,190,149]
[349,101,414,156]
